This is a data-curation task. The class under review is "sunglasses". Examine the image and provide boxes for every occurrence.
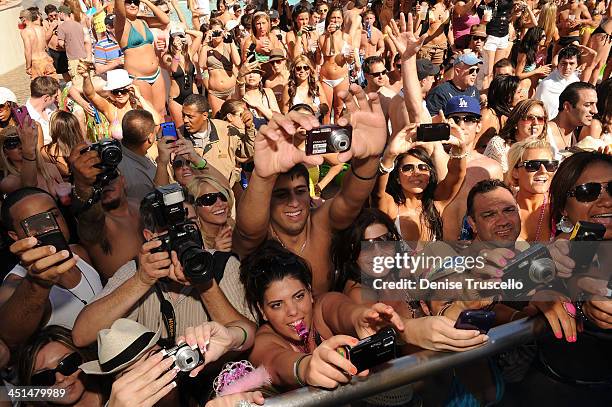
[0,103,10,110]
[172,158,188,169]
[468,67,480,75]
[3,137,21,150]
[516,159,559,172]
[111,87,130,96]
[400,163,430,173]
[472,36,486,42]
[125,0,141,5]
[364,231,398,243]
[521,114,546,124]
[567,181,612,203]
[30,352,83,387]
[450,115,480,125]
[369,70,387,78]
[195,192,227,206]
[294,65,309,72]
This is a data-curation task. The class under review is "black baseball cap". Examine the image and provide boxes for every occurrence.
[416,59,440,81]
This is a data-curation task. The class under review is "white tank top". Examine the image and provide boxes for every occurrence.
[3,258,103,329]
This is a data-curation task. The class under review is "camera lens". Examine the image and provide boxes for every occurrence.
[529,258,555,284]
[174,345,203,372]
[329,129,351,152]
[178,242,214,283]
[101,145,122,166]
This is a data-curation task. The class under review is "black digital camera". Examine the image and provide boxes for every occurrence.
[305,125,352,155]
[502,244,556,300]
[80,139,122,187]
[144,184,216,284]
[569,221,605,273]
[337,327,396,373]
[164,343,204,373]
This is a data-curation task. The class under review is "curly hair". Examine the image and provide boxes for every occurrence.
[287,55,319,106]
[385,148,443,240]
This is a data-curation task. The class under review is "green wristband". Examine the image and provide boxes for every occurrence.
[190,158,207,170]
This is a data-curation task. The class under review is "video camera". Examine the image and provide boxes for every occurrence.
[143,184,217,284]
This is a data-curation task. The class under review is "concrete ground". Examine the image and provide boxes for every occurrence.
[0,64,31,104]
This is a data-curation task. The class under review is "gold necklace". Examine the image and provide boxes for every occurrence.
[271,225,308,254]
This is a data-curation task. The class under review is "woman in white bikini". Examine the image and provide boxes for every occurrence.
[114,0,170,118]
[317,7,354,123]
[281,55,329,120]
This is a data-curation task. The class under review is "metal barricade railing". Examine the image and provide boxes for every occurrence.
[264,317,547,407]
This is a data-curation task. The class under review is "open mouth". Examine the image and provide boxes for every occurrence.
[212,209,226,216]
[494,227,514,238]
[533,176,549,184]
[288,319,304,328]
[285,210,302,220]
[591,213,612,224]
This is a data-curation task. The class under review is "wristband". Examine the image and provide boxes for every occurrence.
[190,158,207,170]
[227,325,248,350]
[449,150,469,159]
[379,157,395,174]
[351,165,378,181]
[293,354,309,386]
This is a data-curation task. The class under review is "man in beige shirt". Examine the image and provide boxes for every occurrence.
[179,94,255,188]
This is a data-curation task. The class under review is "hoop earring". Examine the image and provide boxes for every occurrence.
[556,215,574,234]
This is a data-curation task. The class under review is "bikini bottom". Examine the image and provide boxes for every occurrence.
[208,87,234,100]
[321,77,346,88]
[129,67,162,85]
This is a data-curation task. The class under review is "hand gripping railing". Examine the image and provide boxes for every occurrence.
[264,317,547,407]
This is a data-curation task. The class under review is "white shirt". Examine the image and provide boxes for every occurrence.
[535,70,580,120]
[3,258,103,329]
[25,99,56,145]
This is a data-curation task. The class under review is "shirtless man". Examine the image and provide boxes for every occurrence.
[70,148,143,279]
[557,0,593,50]
[233,85,388,296]
[43,5,70,82]
[359,9,384,58]
[20,10,56,78]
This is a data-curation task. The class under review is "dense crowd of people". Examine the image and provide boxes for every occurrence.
[0,0,611,405]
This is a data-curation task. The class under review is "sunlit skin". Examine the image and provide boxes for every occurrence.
[173,161,194,187]
[358,224,395,278]
[516,104,547,139]
[397,155,431,196]
[181,104,208,134]
[270,175,310,236]
[0,103,12,122]
[558,56,578,79]
[563,161,612,240]
[513,148,555,195]
[195,183,229,226]
[469,187,521,248]
[569,88,598,126]
[512,79,531,106]
[365,61,388,90]
[260,277,314,342]
[33,342,85,405]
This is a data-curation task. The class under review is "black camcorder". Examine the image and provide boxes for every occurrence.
[144,184,217,284]
[80,139,122,187]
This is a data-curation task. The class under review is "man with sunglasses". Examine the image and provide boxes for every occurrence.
[426,53,481,117]
[0,187,103,348]
[363,56,395,119]
[440,96,504,240]
[548,81,597,154]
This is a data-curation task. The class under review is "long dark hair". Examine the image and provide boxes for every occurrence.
[549,151,612,233]
[518,27,545,67]
[331,208,401,293]
[240,240,313,323]
[596,78,612,130]
[287,55,319,104]
[487,75,520,118]
[385,148,443,240]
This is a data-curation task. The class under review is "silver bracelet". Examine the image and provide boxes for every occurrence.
[379,157,395,174]
[449,150,469,159]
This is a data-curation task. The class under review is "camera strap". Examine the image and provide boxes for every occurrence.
[154,283,177,348]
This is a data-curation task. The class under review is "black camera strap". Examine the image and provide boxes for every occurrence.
[154,283,177,348]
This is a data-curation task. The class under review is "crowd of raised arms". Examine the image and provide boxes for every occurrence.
[0,0,611,405]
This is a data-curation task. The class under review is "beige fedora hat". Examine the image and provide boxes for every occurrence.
[80,319,160,375]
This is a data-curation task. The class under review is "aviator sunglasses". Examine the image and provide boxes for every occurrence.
[567,181,612,203]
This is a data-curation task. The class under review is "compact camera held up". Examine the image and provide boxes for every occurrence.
[143,184,220,285]
[164,343,205,373]
[502,243,556,300]
[305,125,352,155]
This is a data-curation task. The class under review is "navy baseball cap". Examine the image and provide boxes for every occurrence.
[445,96,481,117]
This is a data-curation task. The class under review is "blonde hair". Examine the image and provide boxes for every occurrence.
[538,2,558,47]
[505,138,555,187]
[0,126,56,182]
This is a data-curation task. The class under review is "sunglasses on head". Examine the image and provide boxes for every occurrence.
[294,65,309,72]
[567,181,612,203]
[3,137,21,150]
[195,192,227,207]
[521,114,546,124]
[125,0,140,5]
[369,70,387,78]
[450,115,480,125]
[111,87,130,96]
[30,352,83,387]
[468,66,480,75]
[400,163,430,173]
[172,158,188,169]
[516,159,559,172]
[364,231,398,243]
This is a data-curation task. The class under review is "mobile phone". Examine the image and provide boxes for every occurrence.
[160,121,178,143]
[454,309,496,334]
[305,125,352,155]
[21,212,72,259]
[337,327,396,373]
[11,105,31,128]
[416,123,450,142]
[247,43,257,63]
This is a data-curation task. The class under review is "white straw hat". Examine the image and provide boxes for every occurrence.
[80,319,160,375]
[103,69,133,91]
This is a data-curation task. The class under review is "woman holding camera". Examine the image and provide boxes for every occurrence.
[243,241,404,390]
[317,7,354,123]
[187,173,234,251]
[199,18,240,116]
[161,29,203,125]
[18,325,105,406]
[79,65,161,139]
[286,5,319,60]
[41,111,84,181]
[0,124,62,196]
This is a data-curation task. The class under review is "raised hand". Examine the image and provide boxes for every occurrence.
[352,303,405,339]
[335,84,388,163]
[253,111,324,179]
[388,13,426,61]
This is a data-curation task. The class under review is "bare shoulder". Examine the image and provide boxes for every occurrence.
[468,154,504,179]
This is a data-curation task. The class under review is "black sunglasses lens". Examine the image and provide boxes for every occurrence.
[401,164,413,172]
[198,192,225,206]
[524,161,540,172]
[172,160,186,169]
[31,370,56,386]
[574,183,601,202]
[544,161,559,172]
[58,353,82,376]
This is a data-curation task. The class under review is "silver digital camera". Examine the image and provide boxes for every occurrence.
[164,343,204,372]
